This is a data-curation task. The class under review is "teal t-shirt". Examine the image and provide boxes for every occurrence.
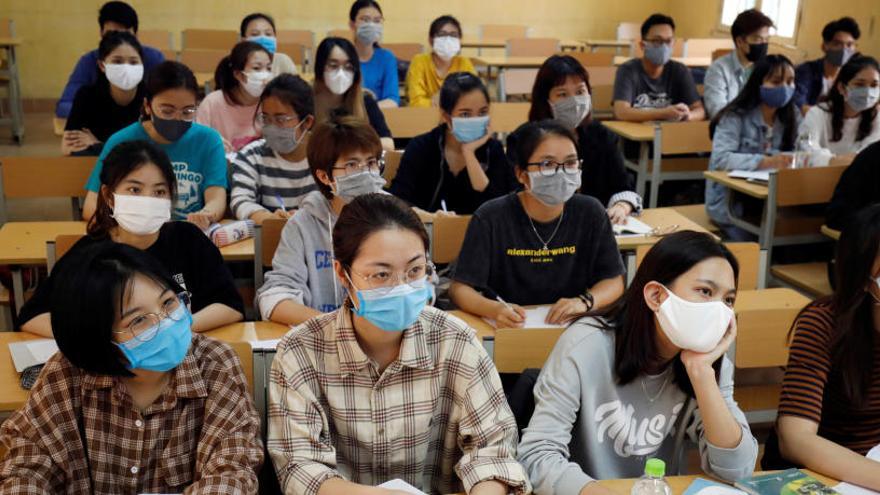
[85,122,228,219]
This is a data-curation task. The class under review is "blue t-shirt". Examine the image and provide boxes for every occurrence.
[360,46,400,105]
[85,122,227,219]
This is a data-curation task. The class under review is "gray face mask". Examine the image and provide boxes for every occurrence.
[356,22,383,45]
[825,47,855,67]
[644,43,672,66]
[527,170,581,206]
[334,170,386,203]
[551,94,592,129]
[262,121,305,154]
[846,86,880,113]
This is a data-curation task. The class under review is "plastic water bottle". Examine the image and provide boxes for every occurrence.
[206,220,255,248]
[794,133,814,169]
[631,458,672,495]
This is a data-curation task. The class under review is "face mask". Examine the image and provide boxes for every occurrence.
[242,70,272,98]
[759,85,795,108]
[356,22,384,45]
[105,63,143,90]
[433,36,461,61]
[248,35,277,54]
[115,305,193,371]
[151,114,192,142]
[846,86,880,113]
[351,277,433,332]
[644,43,672,66]
[656,285,734,353]
[263,121,306,154]
[745,42,768,63]
[334,169,387,203]
[527,170,581,206]
[451,115,490,143]
[826,47,855,67]
[551,94,591,129]
[325,68,355,95]
[112,194,171,235]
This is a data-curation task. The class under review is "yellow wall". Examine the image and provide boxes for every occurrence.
[1,0,878,100]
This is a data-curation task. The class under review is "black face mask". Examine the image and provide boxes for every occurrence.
[151,114,192,142]
[745,42,769,63]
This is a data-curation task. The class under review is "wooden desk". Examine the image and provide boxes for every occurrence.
[703,171,769,199]
[0,37,24,143]
[0,331,43,412]
[821,224,840,240]
[560,39,586,52]
[202,321,289,343]
[616,207,714,251]
[604,120,654,142]
[471,56,548,101]
[582,39,631,54]
[449,310,495,340]
[734,287,810,312]
[613,55,712,67]
[460,39,507,54]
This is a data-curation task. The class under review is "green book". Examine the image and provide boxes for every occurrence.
[735,469,840,495]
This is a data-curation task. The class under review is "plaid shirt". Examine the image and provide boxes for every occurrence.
[268,305,530,495]
[0,334,263,494]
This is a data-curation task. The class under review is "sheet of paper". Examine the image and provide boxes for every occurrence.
[729,170,770,182]
[28,340,59,362]
[482,305,566,329]
[378,479,427,495]
[867,443,880,461]
[834,483,879,495]
[9,339,59,372]
[249,339,280,350]
[613,216,654,236]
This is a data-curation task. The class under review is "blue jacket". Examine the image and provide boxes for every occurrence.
[56,45,165,118]
[794,58,825,108]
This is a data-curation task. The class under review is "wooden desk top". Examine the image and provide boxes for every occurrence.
[734,287,810,312]
[560,39,586,50]
[0,221,255,265]
[0,332,43,411]
[614,55,712,67]
[471,56,548,68]
[203,321,290,343]
[448,310,495,340]
[616,207,715,250]
[703,171,770,199]
[582,39,632,47]
[461,39,507,49]
[0,37,23,47]
[821,224,840,240]
[603,120,655,141]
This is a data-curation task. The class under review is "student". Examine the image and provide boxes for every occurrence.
[82,61,228,230]
[707,55,801,240]
[63,31,146,156]
[256,116,386,326]
[230,74,317,224]
[313,37,394,150]
[1,242,262,492]
[613,13,704,122]
[390,72,515,215]
[764,205,880,491]
[703,9,774,118]
[524,55,642,224]
[795,17,861,110]
[798,55,880,166]
[449,120,625,327]
[405,15,476,107]
[196,41,272,152]
[348,0,399,107]
[56,1,164,119]
[267,192,530,494]
[518,231,758,491]
[240,12,298,77]
[825,140,880,230]
[19,141,244,338]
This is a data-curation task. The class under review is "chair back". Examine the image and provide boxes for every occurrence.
[327,29,354,42]
[490,102,530,133]
[564,52,614,67]
[587,65,617,85]
[46,234,85,274]
[277,42,307,66]
[383,43,423,62]
[181,29,237,50]
[0,18,14,38]
[139,30,174,50]
[228,341,255,394]
[382,150,404,183]
[506,38,559,57]
[277,29,314,48]
[179,49,227,73]
[481,24,528,41]
[494,328,565,373]
[775,166,847,207]
[381,106,439,138]
[712,48,733,61]
[0,156,94,222]
[683,38,734,58]
[254,218,287,289]
[432,215,472,264]
[501,69,539,100]
[656,120,712,154]
[590,84,615,117]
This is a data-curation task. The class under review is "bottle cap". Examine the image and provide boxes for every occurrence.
[645,458,665,477]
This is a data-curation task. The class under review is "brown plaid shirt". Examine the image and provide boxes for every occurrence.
[0,334,263,494]
[267,305,530,495]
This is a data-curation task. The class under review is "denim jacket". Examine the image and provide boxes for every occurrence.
[703,52,750,118]
[706,106,801,225]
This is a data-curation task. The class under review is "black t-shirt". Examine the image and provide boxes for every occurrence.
[452,192,624,305]
[613,58,700,109]
[65,80,146,155]
[17,222,244,328]
[826,140,880,230]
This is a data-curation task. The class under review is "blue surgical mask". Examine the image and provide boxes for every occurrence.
[644,43,672,66]
[846,86,880,113]
[115,305,193,371]
[248,35,277,54]
[350,278,433,332]
[451,115,489,143]
[759,85,795,108]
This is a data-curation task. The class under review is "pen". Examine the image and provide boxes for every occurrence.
[495,295,513,311]
[275,194,287,213]
[441,200,448,212]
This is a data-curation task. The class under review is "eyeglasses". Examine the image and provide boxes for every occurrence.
[333,154,385,175]
[257,113,300,127]
[153,105,198,122]
[644,38,674,46]
[526,158,583,177]
[349,262,436,294]
[112,292,191,343]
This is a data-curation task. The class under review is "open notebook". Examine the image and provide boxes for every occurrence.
[9,339,59,372]
[729,170,770,183]
[612,216,654,237]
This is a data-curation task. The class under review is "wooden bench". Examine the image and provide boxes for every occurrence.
[770,262,833,298]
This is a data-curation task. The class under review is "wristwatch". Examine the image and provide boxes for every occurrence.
[578,291,595,311]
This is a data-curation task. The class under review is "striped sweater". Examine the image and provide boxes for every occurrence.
[230,138,317,220]
[778,300,880,455]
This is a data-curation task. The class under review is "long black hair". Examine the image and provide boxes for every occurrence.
[821,55,879,143]
[711,54,798,151]
[313,37,365,121]
[588,231,739,397]
[214,40,270,105]
[529,55,592,123]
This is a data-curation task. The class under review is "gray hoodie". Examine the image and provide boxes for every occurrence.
[257,190,348,320]
[517,317,757,495]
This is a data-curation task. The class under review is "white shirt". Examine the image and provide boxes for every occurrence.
[799,104,880,165]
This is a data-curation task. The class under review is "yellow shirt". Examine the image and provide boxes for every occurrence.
[405,53,477,107]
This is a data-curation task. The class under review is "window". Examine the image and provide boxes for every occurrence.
[720,0,801,39]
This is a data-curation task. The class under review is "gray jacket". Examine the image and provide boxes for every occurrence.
[256,190,346,319]
[517,318,757,495]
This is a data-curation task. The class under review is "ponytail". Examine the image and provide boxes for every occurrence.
[214,40,269,105]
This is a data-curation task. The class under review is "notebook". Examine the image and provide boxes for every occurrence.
[729,170,771,183]
[483,305,566,329]
[683,478,747,495]
[378,479,427,495]
[735,469,839,495]
[9,339,59,373]
[613,216,654,236]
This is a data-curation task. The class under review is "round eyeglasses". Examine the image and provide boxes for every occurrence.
[112,292,191,343]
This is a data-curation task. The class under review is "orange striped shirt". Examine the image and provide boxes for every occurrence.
[778,301,880,455]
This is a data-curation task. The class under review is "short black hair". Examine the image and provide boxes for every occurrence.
[508,120,579,171]
[730,9,774,42]
[529,55,592,122]
[98,1,139,32]
[240,12,276,37]
[439,72,489,114]
[641,13,675,38]
[429,15,462,38]
[260,74,316,120]
[822,17,861,42]
[51,241,182,376]
[144,61,199,102]
[349,0,383,21]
